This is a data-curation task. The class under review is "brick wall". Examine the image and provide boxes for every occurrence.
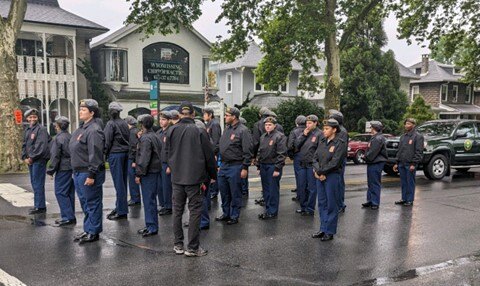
[411,82,474,107]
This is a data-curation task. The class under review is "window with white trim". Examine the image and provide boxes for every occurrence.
[452,85,458,102]
[226,72,233,93]
[441,84,448,101]
[411,85,420,101]
[254,74,289,93]
[466,85,472,103]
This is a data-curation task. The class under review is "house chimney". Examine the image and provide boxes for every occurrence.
[421,54,429,74]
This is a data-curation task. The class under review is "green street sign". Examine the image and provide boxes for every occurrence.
[150,101,157,109]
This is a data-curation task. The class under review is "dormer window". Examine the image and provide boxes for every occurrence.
[98,48,128,82]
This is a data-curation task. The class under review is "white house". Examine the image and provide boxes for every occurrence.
[91,23,212,118]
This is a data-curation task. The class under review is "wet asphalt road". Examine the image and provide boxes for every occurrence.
[1,164,480,285]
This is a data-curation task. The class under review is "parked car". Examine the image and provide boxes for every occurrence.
[384,119,480,180]
[348,133,393,164]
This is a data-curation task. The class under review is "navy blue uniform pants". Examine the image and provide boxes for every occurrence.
[54,170,75,221]
[399,163,416,202]
[218,164,243,219]
[260,164,282,215]
[317,172,340,235]
[127,159,141,203]
[29,160,47,209]
[108,152,129,215]
[297,166,316,213]
[201,183,210,228]
[293,154,302,199]
[241,175,249,195]
[367,162,385,206]
[140,173,159,232]
[161,163,172,210]
[74,171,105,235]
[337,158,347,210]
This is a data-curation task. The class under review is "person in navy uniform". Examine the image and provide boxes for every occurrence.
[257,117,287,220]
[239,117,250,196]
[104,102,131,221]
[125,115,141,206]
[46,116,75,226]
[203,107,222,199]
[312,119,347,241]
[69,99,105,244]
[135,115,162,237]
[362,121,388,210]
[157,111,173,216]
[166,101,216,257]
[22,108,50,215]
[216,106,253,225]
[328,110,349,213]
[287,115,306,202]
[294,115,323,216]
[394,118,424,207]
[194,119,212,230]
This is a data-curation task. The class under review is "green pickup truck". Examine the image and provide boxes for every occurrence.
[384,119,480,180]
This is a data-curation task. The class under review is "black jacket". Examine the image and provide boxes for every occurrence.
[128,127,139,161]
[47,131,72,175]
[396,129,424,166]
[205,118,222,155]
[313,136,347,176]
[338,125,349,157]
[365,132,387,164]
[104,118,130,155]
[257,129,287,171]
[252,117,284,157]
[287,125,305,158]
[294,128,323,167]
[156,127,170,163]
[219,121,253,170]
[135,129,162,176]
[69,119,105,179]
[166,117,216,185]
[22,123,50,162]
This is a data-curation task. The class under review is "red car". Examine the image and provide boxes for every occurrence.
[348,133,392,164]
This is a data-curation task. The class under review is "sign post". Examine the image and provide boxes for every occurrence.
[150,80,160,122]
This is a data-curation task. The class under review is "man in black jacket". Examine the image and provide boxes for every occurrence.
[135,115,162,237]
[125,116,141,206]
[47,116,75,226]
[203,107,222,199]
[394,118,424,206]
[167,101,216,257]
[362,121,387,210]
[22,108,50,215]
[157,111,173,216]
[287,115,306,201]
[216,106,253,225]
[257,117,287,220]
[104,102,131,220]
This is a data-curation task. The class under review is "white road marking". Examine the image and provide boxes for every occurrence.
[0,183,48,207]
[0,268,26,286]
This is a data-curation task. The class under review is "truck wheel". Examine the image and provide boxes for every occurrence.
[455,168,470,173]
[383,164,398,176]
[426,154,448,180]
[353,150,366,164]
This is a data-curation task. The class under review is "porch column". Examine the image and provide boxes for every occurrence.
[73,35,79,128]
[42,33,50,132]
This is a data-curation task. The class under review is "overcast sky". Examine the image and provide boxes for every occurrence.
[59,0,429,67]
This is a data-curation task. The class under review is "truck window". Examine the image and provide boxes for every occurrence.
[456,123,475,139]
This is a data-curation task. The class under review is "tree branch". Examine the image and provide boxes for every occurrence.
[7,0,27,34]
[338,0,382,51]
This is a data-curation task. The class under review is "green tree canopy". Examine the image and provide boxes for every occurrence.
[402,96,436,127]
[272,97,324,135]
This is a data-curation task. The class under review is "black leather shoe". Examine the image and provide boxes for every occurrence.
[291,189,297,193]
[128,200,141,206]
[370,205,379,210]
[215,215,230,222]
[292,197,298,201]
[79,233,99,244]
[312,231,325,238]
[73,232,88,242]
[296,209,305,214]
[362,202,372,208]
[158,208,172,216]
[301,211,314,216]
[226,218,239,225]
[142,230,158,237]
[28,208,46,215]
[106,209,117,219]
[137,228,148,234]
[395,200,406,205]
[254,198,264,205]
[107,213,127,220]
[403,201,413,207]
[321,234,334,241]
[200,225,210,230]
[259,213,277,220]
[338,206,346,213]
[55,219,77,226]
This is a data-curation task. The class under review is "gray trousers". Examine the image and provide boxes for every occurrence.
[172,183,203,250]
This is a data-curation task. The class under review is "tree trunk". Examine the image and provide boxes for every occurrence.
[324,0,341,114]
[0,0,27,173]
